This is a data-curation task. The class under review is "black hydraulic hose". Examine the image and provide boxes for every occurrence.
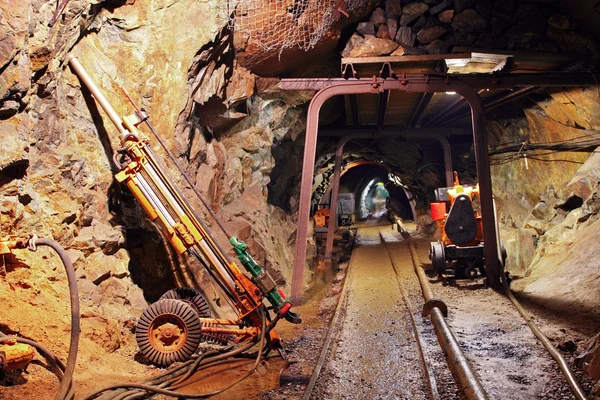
[31,237,80,400]
[85,308,268,400]
[0,334,65,377]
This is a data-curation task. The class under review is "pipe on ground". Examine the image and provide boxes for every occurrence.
[408,241,489,400]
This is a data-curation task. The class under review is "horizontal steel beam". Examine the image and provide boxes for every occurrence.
[319,127,474,137]
[280,72,599,92]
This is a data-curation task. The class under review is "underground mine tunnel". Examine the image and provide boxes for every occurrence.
[1,0,600,399]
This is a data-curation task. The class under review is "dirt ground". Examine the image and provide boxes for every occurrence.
[270,223,599,400]
[1,223,599,399]
[0,244,341,400]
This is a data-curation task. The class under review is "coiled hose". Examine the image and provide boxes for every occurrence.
[85,306,269,399]
[9,236,80,400]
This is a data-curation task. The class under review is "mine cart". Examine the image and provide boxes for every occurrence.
[429,173,505,279]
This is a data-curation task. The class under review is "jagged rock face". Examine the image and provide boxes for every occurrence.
[489,88,600,318]
[340,0,598,58]
[0,0,310,342]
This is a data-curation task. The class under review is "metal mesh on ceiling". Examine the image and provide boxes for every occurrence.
[218,0,366,52]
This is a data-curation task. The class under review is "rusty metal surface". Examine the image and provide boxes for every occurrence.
[0,341,35,371]
[408,241,489,400]
[285,72,599,301]
[280,73,600,92]
[290,82,384,304]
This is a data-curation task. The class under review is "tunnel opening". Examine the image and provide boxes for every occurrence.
[336,162,414,224]
[357,177,388,219]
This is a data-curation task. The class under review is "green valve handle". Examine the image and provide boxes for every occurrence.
[230,236,301,324]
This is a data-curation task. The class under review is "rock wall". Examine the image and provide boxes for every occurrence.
[341,0,598,58]
[0,0,312,349]
[487,88,600,317]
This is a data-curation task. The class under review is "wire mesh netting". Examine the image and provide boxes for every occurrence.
[217,0,367,52]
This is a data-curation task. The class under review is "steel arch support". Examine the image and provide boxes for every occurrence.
[289,78,502,302]
[322,130,452,261]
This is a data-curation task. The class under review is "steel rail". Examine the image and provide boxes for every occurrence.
[380,230,440,400]
[301,243,356,400]
[408,240,489,400]
[491,201,589,400]
[305,228,467,400]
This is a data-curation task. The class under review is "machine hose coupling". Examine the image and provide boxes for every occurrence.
[27,234,39,252]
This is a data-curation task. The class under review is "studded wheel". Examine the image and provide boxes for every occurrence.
[136,299,201,366]
[159,287,211,318]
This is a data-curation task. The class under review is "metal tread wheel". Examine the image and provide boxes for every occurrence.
[136,299,201,366]
[159,287,211,318]
[430,241,446,273]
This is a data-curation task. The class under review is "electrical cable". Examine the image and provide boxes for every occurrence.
[492,200,589,400]
[83,307,269,400]
[4,236,80,400]
[30,237,80,400]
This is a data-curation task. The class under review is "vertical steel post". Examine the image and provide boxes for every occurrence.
[324,133,372,261]
[454,85,500,289]
[291,83,383,304]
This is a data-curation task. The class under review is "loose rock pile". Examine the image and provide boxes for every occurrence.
[342,0,598,58]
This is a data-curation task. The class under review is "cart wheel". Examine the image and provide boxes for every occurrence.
[430,242,446,273]
[159,287,211,318]
[464,267,476,280]
[136,299,201,366]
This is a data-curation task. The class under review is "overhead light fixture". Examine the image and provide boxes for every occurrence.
[446,91,457,95]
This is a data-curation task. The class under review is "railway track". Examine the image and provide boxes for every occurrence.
[302,224,591,400]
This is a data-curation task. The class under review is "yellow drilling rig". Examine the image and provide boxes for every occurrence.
[67,54,301,367]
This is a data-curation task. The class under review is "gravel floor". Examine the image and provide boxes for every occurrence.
[267,223,597,400]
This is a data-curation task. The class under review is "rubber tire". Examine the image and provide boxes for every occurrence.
[159,287,211,318]
[136,299,202,366]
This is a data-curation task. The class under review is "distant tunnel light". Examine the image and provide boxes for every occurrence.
[359,178,389,219]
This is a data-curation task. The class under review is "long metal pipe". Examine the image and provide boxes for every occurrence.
[408,241,489,400]
[66,55,127,136]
